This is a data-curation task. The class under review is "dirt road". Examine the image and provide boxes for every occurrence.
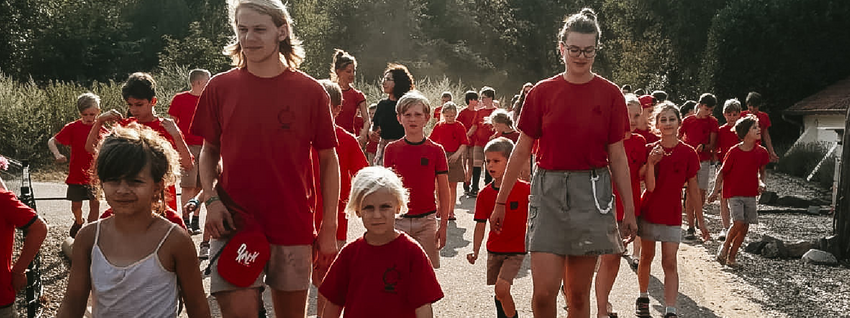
[30,181,782,317]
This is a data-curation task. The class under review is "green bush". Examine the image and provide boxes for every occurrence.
[776,142,837,188]
[0,66,191,170]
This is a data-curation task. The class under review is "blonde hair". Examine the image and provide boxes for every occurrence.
[318,79,342,107]
[224,0,305,69]
[624,93,641,109]
[76,93,101,113]
[485,108,513,128]
[723,98,742,114]
[346,167,409,216]
[441,101,458,114]
[395,90,431,116]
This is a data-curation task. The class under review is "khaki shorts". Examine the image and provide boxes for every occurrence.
[637,217,681,243]
[473,146,485,167]
[180,145,203,188]
[446,151,465,183]
[66,184,95,201]
[0,304,16,318]
[729,196,758,224]
[209,240,312,294]
[697,161,712,190]
[526,168,623,256]
[486,253,525,285]
[395,213,440,268]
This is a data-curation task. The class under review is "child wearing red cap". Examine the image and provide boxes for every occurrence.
[320,167,444,318]
[634,95,660,144]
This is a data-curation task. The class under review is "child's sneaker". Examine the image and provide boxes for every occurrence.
[198,241,210,260]
[634,297,651,318]
[716,246,728,265]
[663,313,678,318]
[684,227,696,240]
[190,215,202,235]
[718,228,727,241]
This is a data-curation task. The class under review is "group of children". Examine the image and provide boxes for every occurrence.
[15,1,778,318]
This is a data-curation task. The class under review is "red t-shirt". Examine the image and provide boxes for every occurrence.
[312,127,370,240]
[721,145,769,198]
[614,133,647,220]
[456,108,477,136]
[383,139,448,216]
[639,141,699,226]
[679,115,719,162]
[353,115,364,134]
[319,233,444,317]
[634,128,660,144]
[118,117,181,210]
[472,108,496,146]
[54,120,106,185]
[99,208,187,230]
[428,121,469,153]
[518,75,629,170]
[365,139,378,154]
[0,190,38,306]
[716,123,740,162]
[337,88,367,135]
[433,106,442,122]
[473,181,530,253]
[167,91,204,145]
[495,130,519,144]
[741,110,771,147]
[191,68,338,245]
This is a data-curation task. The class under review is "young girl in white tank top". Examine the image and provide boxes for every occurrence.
[57,125,210,318]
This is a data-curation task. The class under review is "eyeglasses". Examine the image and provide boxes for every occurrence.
[561,43,597,58]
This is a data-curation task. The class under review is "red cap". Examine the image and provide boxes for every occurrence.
[217,230,271,287]
[639,95,655,109]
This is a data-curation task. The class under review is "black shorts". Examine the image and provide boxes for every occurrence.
[66,184,96,201]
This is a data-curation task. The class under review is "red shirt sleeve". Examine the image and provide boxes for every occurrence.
[686,146,700,180]
[344,137,369,177]
[434,145,449,174]
[517,86,542,139]
[312,92,338,150]
[0,191,38,228]
[318,243,352,306]
[191,81,222,146]
[405,242,444,308]
[383,143,396,169]
[473,188,495,222]
[54,123,74,146]
[608,93,629,144]
[457,123,470,145]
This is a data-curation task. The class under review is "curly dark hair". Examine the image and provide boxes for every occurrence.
[385,63,414,100]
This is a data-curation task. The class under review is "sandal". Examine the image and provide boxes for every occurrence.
[634,297,651,318]
[726,258,741,269]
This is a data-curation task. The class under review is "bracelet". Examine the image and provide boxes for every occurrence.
[495,202,506,206]
[204,196,221,207]
[188,198,200,206]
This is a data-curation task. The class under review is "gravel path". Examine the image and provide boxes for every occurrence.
[19,169,847,317]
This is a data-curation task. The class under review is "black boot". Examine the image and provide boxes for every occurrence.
[470,167,482,196]
[495,296,508,318]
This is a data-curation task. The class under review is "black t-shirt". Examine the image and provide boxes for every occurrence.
[372,99,404,140]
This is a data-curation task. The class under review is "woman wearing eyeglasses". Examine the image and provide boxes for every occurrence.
[370,64,414,165]
[488,8,638,318]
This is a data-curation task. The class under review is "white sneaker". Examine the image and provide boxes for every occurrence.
[718,229,728,241]
[198,242,210,260]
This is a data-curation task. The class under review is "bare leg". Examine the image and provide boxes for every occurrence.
[719,197,731,230]
[87,199,100,222]
[728,222,749,262]
[215,288,262,318]
[530,252,566,318]
[70,201,83,224]
[564,255,598,318]
[448,182,457,219]
[638,239,656,293]
[595,253,621,316]
[660,242,679,308]
[271,289,308,318]
[495,278,516,317]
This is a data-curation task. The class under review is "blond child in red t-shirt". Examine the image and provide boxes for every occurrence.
[428,101,469,220]
[432,91,453,123]
[677,93,718,240]
[708,115,769,268]
[319,166,443,318]
[715,99,742,240]
[383,91,451,269]
[467,138,529,318]
[48,93,106,238]
[485,109,530,183]
[637,102,710,318]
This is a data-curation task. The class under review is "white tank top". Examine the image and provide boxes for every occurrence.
[90,219,179,318]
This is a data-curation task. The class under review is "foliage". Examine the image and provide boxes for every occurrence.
[776,142,836,188]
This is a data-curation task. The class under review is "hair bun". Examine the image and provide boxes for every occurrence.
[580,8,597,20]
[334,49,345,59]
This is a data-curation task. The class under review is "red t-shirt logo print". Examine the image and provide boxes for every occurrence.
[278,105,295,130]
[382,265,400,293]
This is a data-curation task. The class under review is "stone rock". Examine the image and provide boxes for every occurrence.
[758,191,778,204]
[776,195,814,208]
[785,240,815,258]
[745,241,768,254]
[762,240,787,259]
[802,249,839,266]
